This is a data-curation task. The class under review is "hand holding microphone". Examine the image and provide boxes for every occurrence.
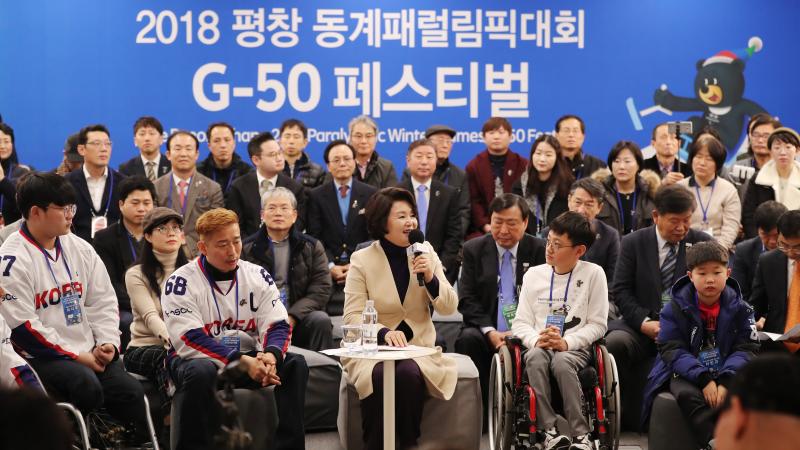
[409,229,434,285]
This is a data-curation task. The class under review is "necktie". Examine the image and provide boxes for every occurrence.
[259,179,269,198]
[178,180,188,209]
[416,185,428,233]
[497,250,515,332]
[660,243,677,301]
[145,161,156,181]
[784,261,800,352]
[339,184,349,199]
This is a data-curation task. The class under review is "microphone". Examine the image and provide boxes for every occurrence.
[409,229,426,286]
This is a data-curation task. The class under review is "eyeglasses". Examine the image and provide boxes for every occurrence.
[264,205,293,214]
[47,204,77,217]
[154,224,183,235]
[545,239,575,251]
[261,151,284,160]
[86,141,112,148]
[777,241,800,253]
[351,133,376,141]
[330,157,354,165]
[751,132,770,141]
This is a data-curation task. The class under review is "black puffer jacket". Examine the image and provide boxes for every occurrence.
[242,225,332,321]
[354,151,397,189]
[283,151,326,191]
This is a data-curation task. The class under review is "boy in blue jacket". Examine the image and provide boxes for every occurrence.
[642,241,759,450]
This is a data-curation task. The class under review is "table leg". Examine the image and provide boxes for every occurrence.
[383,359,395,450]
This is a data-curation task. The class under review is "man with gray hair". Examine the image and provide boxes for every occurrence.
[348,115,397,189]
[242,187,333,350]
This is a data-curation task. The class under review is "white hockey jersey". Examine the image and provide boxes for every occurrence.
[0,226,120,360]
[0,315,38,389]
[162,256,289,368]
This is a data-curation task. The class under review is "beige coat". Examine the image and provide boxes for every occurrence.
[342,240,459,400]
[677,176,741,250]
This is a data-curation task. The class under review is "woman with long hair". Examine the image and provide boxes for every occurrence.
[0,123,28,224]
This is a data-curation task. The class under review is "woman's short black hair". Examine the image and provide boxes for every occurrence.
[17,171,78,219]
[365,187,418,240]
[768,127,800,150]
[606,140,644,170]
[688,135,727,175]
[548,211,595,249]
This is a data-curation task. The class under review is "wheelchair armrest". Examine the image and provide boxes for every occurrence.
[504,335,524,347]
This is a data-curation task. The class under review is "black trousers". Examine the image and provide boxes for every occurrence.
[669,376,715,447]
[360,360,425,450]
[29,357,149,441]
[292,310,334,351]
[168,352,308,450]
[454,326,492,421]
[606,325,658,431]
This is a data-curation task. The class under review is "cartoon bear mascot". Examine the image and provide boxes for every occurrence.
[654,37,767,157]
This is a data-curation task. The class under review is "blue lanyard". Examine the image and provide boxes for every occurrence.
[199,256,239,326]
[694,177,716,224]
[92,172,114,217]
[616,189,637,230]
[534,198,543,234]
[167,176,192,216]
[22,229,74,287]
[212,168,236,192]
[548,267,574,309]
[126,234,138,261]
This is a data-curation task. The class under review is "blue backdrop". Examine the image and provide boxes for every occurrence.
[1,0,798,172]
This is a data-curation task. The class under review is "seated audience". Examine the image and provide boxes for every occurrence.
[119,116,172,181]
[727,113,781,196]
[642,241,758,450]
[731,201,787,301]
[554,115,606,180]
[0,122,28,225]
[0,312,39,390]
[197,122,252,197]
[642,122,692,185]
[349,115,397,189]
[0,386,73,450]
[512,134,574,236]
[55,132,83,176]
[242,187,333,351]
[342,187,458,450]
[279,118,325,190]
[512,211,608,450]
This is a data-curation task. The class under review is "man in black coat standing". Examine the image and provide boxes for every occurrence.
[732,201,787,302]
[118,116,171,181]
[197,122,253,197]
[454,193,546,422]
[606,184,712,430]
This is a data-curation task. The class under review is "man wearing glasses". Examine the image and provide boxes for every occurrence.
[226,131,305,237]
[750,210,800,353]
[66,124,128,242]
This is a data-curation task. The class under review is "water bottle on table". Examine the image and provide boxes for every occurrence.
[362,299,378,354]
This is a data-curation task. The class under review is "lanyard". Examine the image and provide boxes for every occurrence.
[212,168,236,192]
[694,177,716,224]
[167,176,192,216]
[91,172,114,217]
[548,267,574,309]
[23,229,74,287]
[616,189,637,230]
[126,234,138,261]
[199,256,239,326]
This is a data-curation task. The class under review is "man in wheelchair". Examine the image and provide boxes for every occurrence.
[511,212,609,450]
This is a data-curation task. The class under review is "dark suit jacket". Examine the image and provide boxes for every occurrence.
[741,183,775,238]
[402,159,470,236]
[567,152,606,179]
[92,222,142,313]
[225,172,306,237]
[749,249,790,334]
[66,168,127,242]
[641,156,692,178]
[118,154,171,179]
[611,226,713,332]
[307,179,376,265]
[197,152,253,197]
[465,149,527,235]
[395,178,464,283]
[731,236,764,303]
[458,233,546,329]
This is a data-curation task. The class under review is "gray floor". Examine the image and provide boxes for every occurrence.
[305,430,649,449]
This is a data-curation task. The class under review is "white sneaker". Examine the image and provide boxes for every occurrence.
[569,433,592,450]
[543,428,571,450]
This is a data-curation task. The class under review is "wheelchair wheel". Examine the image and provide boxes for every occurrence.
[599,346,621,450]
[489,345,515,450]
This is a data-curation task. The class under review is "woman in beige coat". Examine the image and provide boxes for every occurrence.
[342,187,459,450]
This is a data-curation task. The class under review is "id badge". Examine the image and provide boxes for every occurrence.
[501,302,517,329]
[279,287,288,306]
[61,292,82,326]
[698,347,721,371]
[661,290,672,306]
[545,313,566,336]
[90,216,108,239]
[220,330,241,352]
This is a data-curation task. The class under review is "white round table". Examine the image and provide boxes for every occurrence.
[340,346,438,450]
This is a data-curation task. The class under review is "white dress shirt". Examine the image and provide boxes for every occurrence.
[83,165,109,212]
[482,241,520,335]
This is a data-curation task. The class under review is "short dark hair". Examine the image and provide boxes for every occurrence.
[481,117,512,135]
[365,187,419,239]
[721,353,800,418]
[555,114,585,134]
[0,122,19,165]
[489,193,530,222]
[280,118,308,138]
[166,130,199,152]
[747,113,781,156]
[651,122,670,141]
[768,128,800,150]
[569,177,605,201]
[549,211,595,249]
[323,139,356,164]
[133,116,164,135]
[607,140,643,170]
[17,172,78,219]
[688,135,727,174]
[654,184,696,215]
[406,138,436,155]
[686,240,729,270]
[78,124,110,145]
[206,122,235,140]
[694,125,723,146]
[777,210,800,239]
[118,175,157,203]
[247,131,276,159]
[754,201,788,232]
